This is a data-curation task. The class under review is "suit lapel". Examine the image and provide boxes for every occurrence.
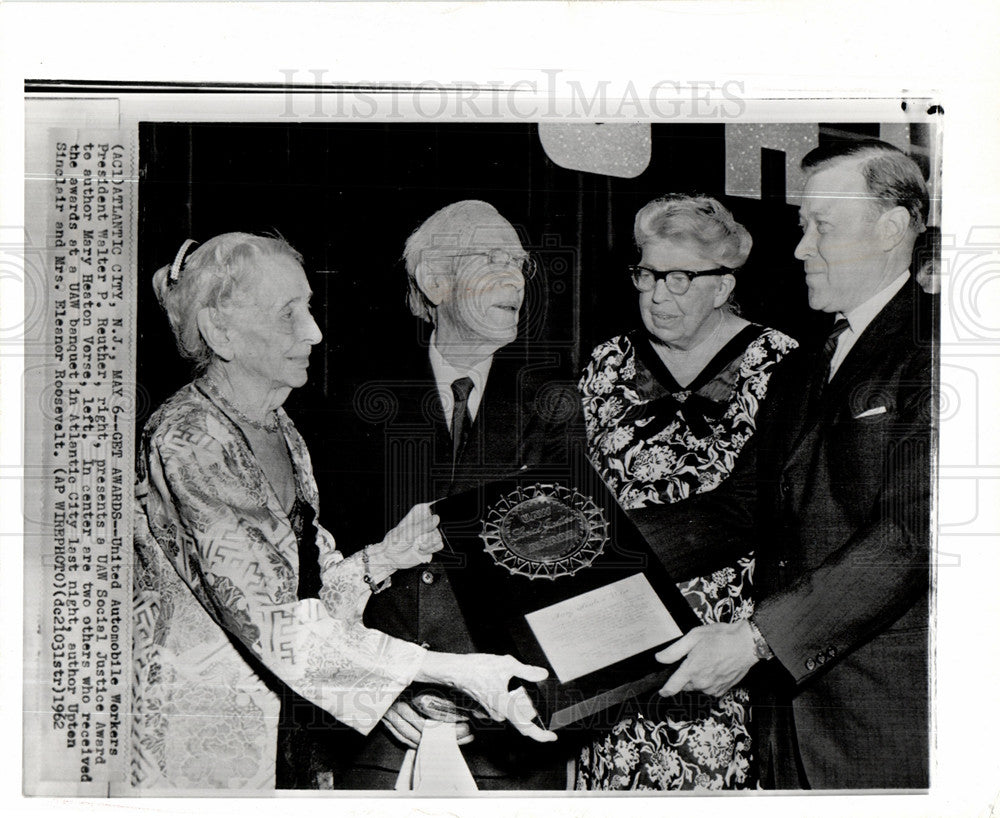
[786,283,913,465]
[387,344,453,486]
[420,350,455,469]
[823,285,911,410]
[453,352,523,486]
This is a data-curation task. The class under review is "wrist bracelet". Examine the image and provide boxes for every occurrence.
[362,545,391,595]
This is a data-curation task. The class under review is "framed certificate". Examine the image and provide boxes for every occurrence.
[432,465,701,731]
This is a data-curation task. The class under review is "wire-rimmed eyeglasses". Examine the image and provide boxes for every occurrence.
[452,248,538,280]
[628,264,731,295]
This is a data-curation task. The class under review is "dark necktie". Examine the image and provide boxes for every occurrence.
[450,376,475,465]
[809,318,850,411]
[821,318,851,382]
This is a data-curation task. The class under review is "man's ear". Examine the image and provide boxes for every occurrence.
[414,261,451,307]
[197,307,234,361]
[713,274,737,309]
[877,205,912,251]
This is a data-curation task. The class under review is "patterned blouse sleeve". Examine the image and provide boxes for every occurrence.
[578,338,617,439]
[140,416,426,735]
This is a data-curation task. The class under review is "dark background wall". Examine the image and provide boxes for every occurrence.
[136,122,816,416]
[136,121,933,510]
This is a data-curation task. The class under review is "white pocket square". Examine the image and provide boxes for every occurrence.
[854,406,888,419]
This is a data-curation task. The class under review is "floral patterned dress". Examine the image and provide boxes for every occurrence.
[576,324,797,791]
[132,381,426,790]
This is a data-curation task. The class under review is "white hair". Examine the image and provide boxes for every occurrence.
[151,232,302,370]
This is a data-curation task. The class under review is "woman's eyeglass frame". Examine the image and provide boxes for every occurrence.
[628,264,732,295]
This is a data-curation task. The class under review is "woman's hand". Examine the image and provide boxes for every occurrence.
[416,652,558,743]
[367,503,442,581]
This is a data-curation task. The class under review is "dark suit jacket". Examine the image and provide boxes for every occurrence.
[749,281,934,789]
[318,333,581,790]
[624,281,934,790]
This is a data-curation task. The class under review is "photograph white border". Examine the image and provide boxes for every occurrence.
[3,1,999,816]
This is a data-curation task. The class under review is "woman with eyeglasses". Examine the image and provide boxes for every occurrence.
[576,195,797,790]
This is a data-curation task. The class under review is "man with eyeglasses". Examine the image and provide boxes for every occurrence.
[321,200,575,791]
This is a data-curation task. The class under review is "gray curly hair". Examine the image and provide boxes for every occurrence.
[634,194,753,269]
[151,232,303,371]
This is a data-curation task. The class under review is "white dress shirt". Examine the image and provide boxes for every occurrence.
[829,271,910,380]
[428,332,493,432]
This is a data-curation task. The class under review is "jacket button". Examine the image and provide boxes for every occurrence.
[816,654,826,665]
[827,646,837,658]
[779,476,792,498]
[421,570,436,585]
[805,658,816,671]
[777,560,788,568]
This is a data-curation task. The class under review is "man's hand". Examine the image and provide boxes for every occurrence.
[656,621,758,698]
[381,700,473,750]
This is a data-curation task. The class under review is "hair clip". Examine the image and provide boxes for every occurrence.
[168,239,198,285]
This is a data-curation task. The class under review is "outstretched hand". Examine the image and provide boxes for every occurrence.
[372,503,443,576]
[656,621,758,698]
[419,652,558,743]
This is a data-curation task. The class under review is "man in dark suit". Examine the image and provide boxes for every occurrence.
[654,139,934,788]
[328,200,576,790]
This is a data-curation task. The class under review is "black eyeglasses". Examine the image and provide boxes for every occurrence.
[452,248,538,280]
[628,264,731,295]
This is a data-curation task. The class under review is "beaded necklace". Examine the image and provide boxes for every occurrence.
[201,376,280,433]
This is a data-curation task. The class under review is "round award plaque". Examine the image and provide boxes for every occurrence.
[480,483,609,580]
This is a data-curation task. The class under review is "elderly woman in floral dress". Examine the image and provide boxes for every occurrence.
[132,233,554,790]
[576,195,798,790]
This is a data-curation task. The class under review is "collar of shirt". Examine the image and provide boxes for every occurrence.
[428,332,493,431]
[829,271,911,379]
